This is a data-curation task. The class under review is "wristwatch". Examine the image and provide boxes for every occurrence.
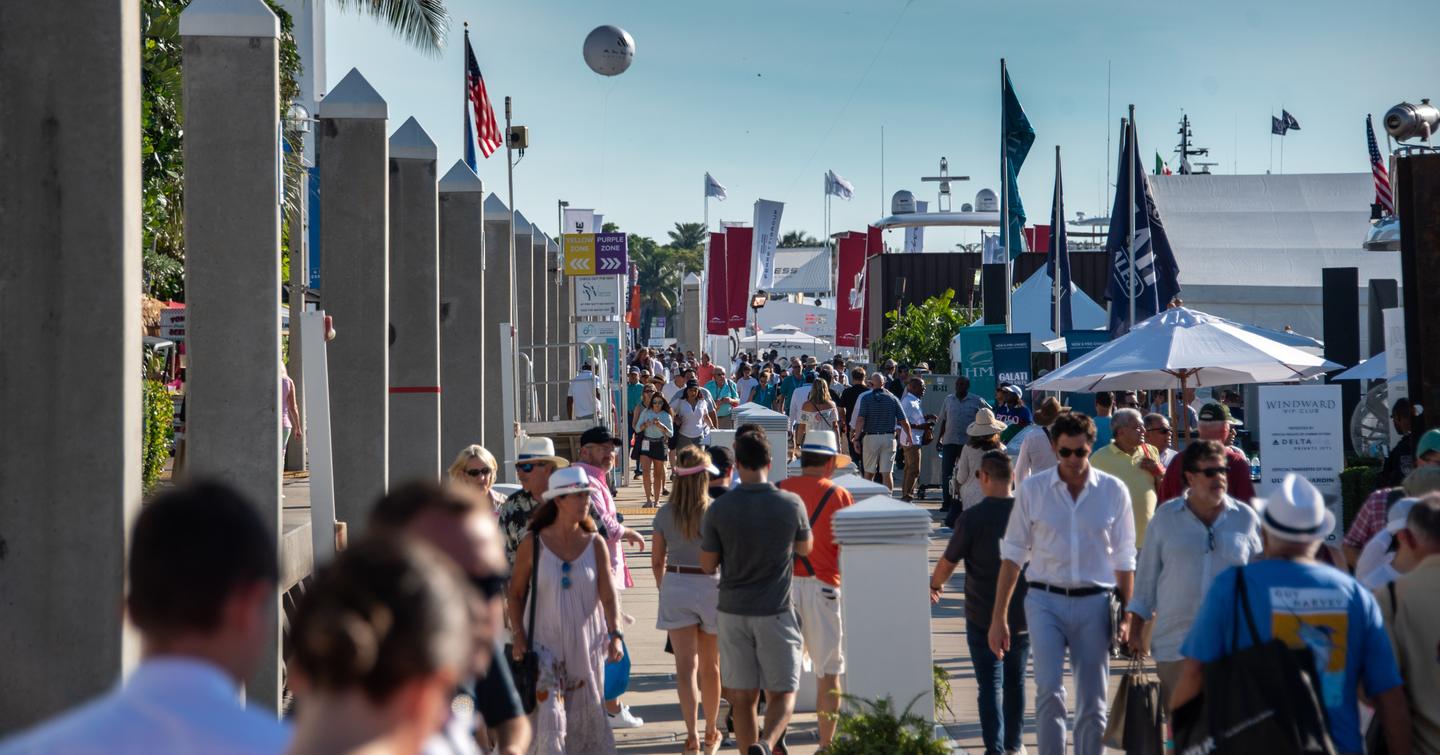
[608,629,624,641]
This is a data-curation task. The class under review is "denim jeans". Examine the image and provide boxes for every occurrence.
[966,623,1030,754]
[940,443,963,512]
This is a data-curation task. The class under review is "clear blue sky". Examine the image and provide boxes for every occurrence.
[326,0,1439,249]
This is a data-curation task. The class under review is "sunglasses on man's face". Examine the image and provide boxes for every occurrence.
[1190,466,1228,478]
[464,467,493,478]
[1146,426,1172,434]
[469,573,508,600]
[516,463,543,473]
[1056,446,1090,458]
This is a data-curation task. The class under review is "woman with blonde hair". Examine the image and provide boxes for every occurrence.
[796,377,839,451]
[650,446,722,755]
[446,444,504,510]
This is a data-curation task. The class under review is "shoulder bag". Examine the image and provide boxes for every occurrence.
[504,531,541,713]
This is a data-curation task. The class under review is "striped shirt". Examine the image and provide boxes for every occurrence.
[856,388,904,434]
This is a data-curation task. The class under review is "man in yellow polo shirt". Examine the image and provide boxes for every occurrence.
[1091,408,1165,546]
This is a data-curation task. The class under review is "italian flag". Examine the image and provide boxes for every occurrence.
[1155,152,1173,176]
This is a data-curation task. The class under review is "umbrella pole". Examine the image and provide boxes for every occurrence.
[1167,387,1177,450]
[1178,374,1192,450]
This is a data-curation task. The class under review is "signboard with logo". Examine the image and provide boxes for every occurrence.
[160,306,187,342]
[563,233,597,275]
[594,232,627,274]
[956,325,1004,400]
[573,275,622,318]
[989,332,1032,388]
[1258,384,1345,543]
[1061,329,1110,416]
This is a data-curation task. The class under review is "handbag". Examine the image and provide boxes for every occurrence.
[504,531,541,714]
[1104,657,1165,753]
[1171,567,1337,755]
[603,639,632,700]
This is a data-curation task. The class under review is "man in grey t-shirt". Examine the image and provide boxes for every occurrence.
[701,431,812,755]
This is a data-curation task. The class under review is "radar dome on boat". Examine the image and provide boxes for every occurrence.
[961,203,974,212]
[891,190,916,215]
[974,189,998,213]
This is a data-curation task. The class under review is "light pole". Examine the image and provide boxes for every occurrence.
[750,290,768,358]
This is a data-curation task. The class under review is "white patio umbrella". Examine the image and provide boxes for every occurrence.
[1030,307,1341,441]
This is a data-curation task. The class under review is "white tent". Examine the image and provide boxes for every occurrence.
[746,323,833,360]
[969,267,1108,350]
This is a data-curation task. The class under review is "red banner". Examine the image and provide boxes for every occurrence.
[706,232,728,335]
[835,232,867,348]
[723,226,753,330]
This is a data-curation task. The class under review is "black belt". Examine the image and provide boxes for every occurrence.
[1028,581,1111,597]
[864,431,894,436]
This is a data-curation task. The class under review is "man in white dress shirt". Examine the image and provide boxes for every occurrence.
[0,482,289,754]
[989,413,1137,755]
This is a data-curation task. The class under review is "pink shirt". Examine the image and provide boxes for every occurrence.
[574,461,633,588]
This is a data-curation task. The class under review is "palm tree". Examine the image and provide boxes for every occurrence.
[630,235,703,317]
[779,230,820,248]
[333,0,450,52]
[667,222,708,251]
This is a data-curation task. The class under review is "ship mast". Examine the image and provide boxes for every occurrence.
[1174,113,1216,175]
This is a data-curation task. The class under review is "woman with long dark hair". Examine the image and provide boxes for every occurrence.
[636,392,674,506]
[952,407,1008,514]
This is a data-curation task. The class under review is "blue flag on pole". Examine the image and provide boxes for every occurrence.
[1002,64,1035,260]
[463,29,477,171]
[1047,149,1072,335]
[1105,115,1181,338]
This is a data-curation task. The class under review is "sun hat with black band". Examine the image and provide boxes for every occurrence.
[580,426,623,447]
[1198,402,1242,426]
[797,429,852,468]
[1252,473,1335,543]
[510,436,570,468]
[542,467,593,500]
[967,407,1009,437]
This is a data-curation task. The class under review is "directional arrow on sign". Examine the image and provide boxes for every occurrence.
[598,257,622,272]
[569,257,592,272]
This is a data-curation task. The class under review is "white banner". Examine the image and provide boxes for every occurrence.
[904,200,928,252]
[593,213,604,230]
[982,232,1004,264]
[1258,384,1345,543]
[751,198,784,290]
[563,208,595,235]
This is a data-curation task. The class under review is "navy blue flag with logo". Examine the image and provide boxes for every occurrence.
[1047,148,1073,335]
[1105,116,1181,338]
[1271,115,1287,136]
[1283,110,1300,131]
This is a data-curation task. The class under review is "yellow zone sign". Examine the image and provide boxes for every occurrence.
[563,233,596,275]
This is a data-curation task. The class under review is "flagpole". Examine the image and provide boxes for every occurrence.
[505,95,519,421]
[1001,59,1012,334]
[1126,105,1137,330]
[1053,144,1061,370]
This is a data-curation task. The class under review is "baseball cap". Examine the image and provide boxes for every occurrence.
[1198,402,1242,425]
[1001,385,1022,398]
[579,426,622,446]
[1386,497,1420,535]
[1416,428,1440,460]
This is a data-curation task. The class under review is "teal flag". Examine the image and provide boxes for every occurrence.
[1002,65,1035,260]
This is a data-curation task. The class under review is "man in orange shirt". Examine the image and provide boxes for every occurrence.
[777,429,854,750]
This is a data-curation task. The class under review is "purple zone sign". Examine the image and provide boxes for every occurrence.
[595,232,628,274]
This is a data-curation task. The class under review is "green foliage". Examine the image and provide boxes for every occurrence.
[825,694,950,755]
[1341,464,1382,528]
[629,235,703,317]
[332,0,449,53]
[141,380,174,493]
[666,222,708,251]
[601,222,620,233]
[875,289,977,370]
[779,230,820,247]
[932,664,954,720]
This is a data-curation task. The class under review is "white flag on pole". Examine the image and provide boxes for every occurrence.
[593,213,604,230]
[705,172,728,200]
[825,170,855,200]
[563,208,595,234]
[751,199,784,289]
[904,200,928,252]
[982,232,1005,265]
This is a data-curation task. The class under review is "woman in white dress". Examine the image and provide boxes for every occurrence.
[796,378,840,453]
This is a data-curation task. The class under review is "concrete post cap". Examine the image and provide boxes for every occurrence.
[484,192,510,217]
[389,117,438,161]
[439,161,485,194]
[318,68,388,121]
[180,0,278,38]
[513,210,532,234]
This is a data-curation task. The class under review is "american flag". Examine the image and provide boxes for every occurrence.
[465,31,502,161]
[1367,114,1393,215]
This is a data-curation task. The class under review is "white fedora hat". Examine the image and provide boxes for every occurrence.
[798,429,852,468]
[1253,473,1335,543]
[542,466,593,500]
[510,436,570,468]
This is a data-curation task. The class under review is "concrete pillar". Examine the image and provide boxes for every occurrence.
[438,161,486,459]
[386,117,441,482]
[681,272,704,353]
[482,193,514,449]
[0,0,142,729]
[318,68,388,534]
[532,230,550,419]
[548,239,568,414]
[179,0,283,711]
[513,212,535,420]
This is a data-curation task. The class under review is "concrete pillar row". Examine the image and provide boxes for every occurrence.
[318,68,389,535]
[387,117,441,482]
[481,193,515,450]
[179,0,284,711]
[0,0,143,729]
[438,161,486,460]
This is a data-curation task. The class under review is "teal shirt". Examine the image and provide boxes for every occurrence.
[705,380,739,417]
[626,382,644,415]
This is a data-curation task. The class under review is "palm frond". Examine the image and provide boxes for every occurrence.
[333,0,449,53]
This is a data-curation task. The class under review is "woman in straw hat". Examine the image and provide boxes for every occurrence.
[949,408,1008,524]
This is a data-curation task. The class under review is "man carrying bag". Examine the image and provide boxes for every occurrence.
[1170,474,1413,755]
[1103,658,1164,754]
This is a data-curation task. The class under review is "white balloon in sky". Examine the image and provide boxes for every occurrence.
[583,25,635,76]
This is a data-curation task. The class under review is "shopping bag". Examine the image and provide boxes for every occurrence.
[1171,568,1337,755]
[1120,661,1165,754]
[1102,667,1131,749]
[603,639,631,700]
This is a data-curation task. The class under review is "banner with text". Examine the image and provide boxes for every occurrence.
[834,232,867,348]
[724,226,753,330]
[959,325,1005,400]
[751,199,784,289]
[594,232,628,274]
[990,332,1033,388]
[562,208,595,235]
[706,232,728,335]
[1061,329,1110,416]
[563,233,596,275]
[1258,384,1345,543]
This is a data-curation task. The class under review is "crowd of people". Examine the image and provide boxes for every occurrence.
[7,339,1440,755]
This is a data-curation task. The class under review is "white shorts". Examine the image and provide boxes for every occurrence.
[861,433,896,476]
[792,576,845,676]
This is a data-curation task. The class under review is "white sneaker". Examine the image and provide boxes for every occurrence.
[607,703,644,729]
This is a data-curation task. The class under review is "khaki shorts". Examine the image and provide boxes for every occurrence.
[793,577,845,676]
[717,610,803,692]
[861,433,896,476]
